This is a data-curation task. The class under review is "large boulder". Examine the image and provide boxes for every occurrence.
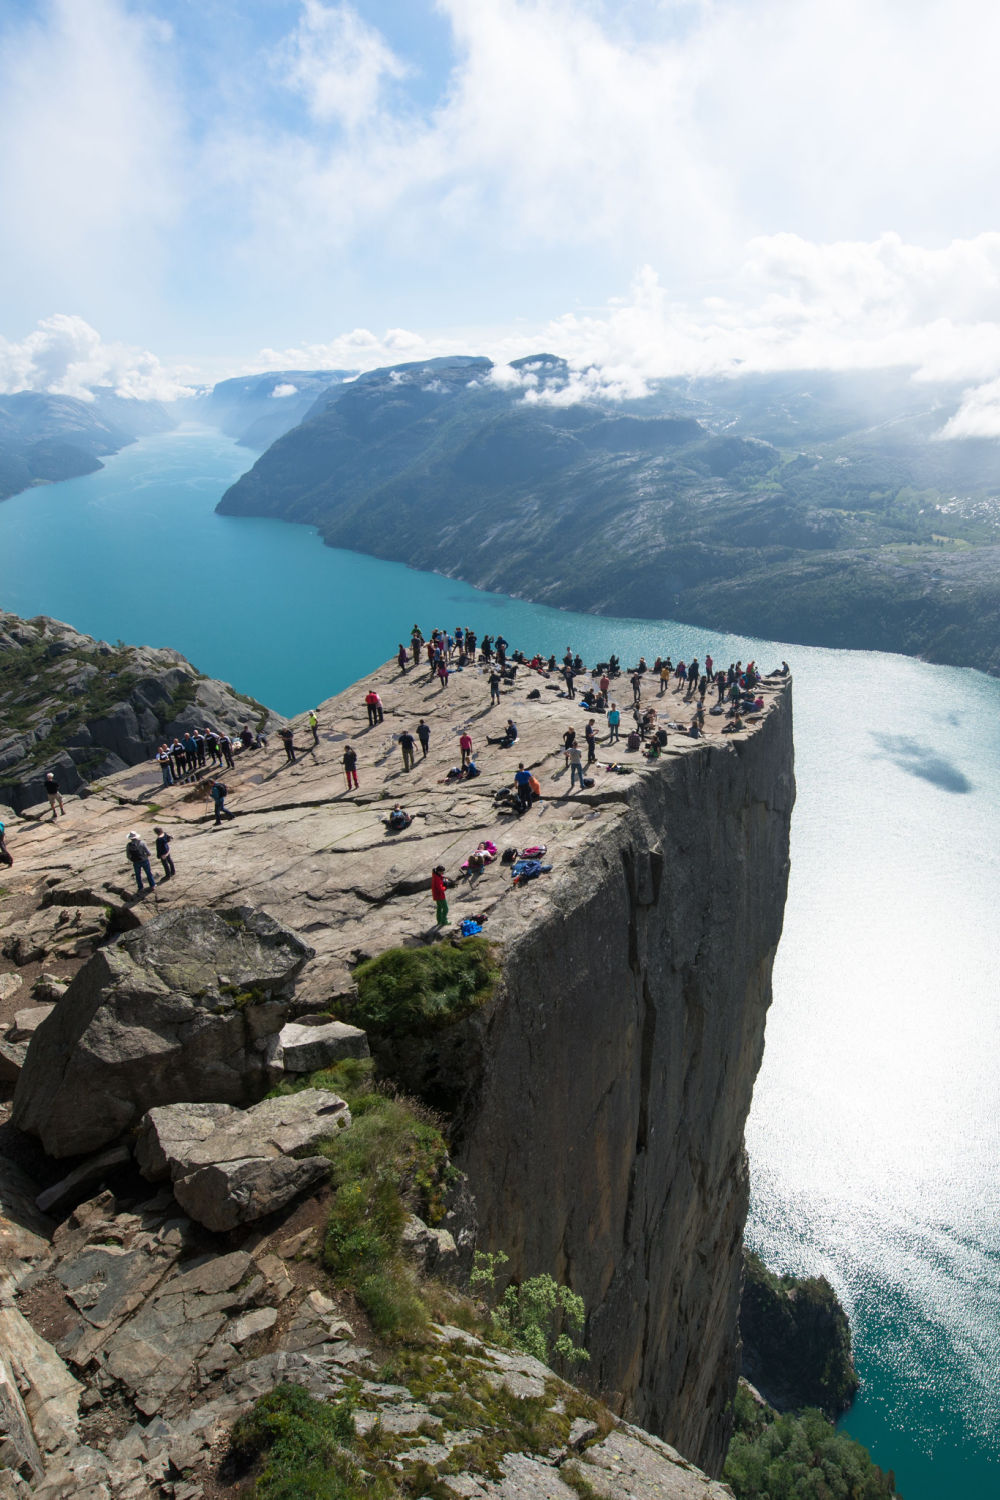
[11,907,314,1158]
[135,1089,350,1232]
[266,1018,369,1075]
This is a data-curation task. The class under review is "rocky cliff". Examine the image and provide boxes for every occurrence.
[0,643,793,1490]
[0,611,284,812]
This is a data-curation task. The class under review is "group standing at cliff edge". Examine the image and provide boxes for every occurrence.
[19,620,787,908]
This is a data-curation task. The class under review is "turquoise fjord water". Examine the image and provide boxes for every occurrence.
[2,428,998,1499]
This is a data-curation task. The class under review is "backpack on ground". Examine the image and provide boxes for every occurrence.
[501,847,519,864]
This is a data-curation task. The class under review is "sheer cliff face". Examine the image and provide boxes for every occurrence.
[456,690,794,1475]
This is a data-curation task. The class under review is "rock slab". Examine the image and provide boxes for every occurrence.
[136,1088,350,1232]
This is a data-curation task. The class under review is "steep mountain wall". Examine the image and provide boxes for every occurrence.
[453,689,794,1472]
[0,647,793,1479]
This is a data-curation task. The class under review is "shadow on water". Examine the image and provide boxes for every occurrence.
[871,733,974,793]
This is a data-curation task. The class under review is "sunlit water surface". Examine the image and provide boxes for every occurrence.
[1,429,997,1499]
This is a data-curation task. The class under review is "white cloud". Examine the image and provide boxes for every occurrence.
[938,380,1000,438]
[0,0,182,324]
[0,315,193,402]
[245,232,1000,417]
[14,226,1000,426]
[270,382,299,398]
[282,1,409,130]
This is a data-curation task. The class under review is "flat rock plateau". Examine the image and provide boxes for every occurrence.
[0,647,793,1498]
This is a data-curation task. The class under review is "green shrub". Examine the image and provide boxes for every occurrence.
[316,1059,453,1339]
[347,938,498,1038]
[228,1383,381,1500]
[470,1251,589,1368]
[723,1385,900,1499]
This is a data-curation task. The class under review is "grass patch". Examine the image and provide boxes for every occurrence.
[281,1058,453,1340]
[344,938,499,1039]
[228,1382,385,1500]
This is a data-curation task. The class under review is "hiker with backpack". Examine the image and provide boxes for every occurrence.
[126,831,155,894]
[210,779,231,824]
[400,729,416,771]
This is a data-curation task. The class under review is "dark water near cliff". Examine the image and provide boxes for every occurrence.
[2,429,998,1499]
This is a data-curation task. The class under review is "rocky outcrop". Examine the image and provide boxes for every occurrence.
[0,611,283,812]
[0,1183,734,1499]
[135,1089,351,1231]
[11,908,315,1156]
[739,1251,859,1417]
[0,647,794,1481]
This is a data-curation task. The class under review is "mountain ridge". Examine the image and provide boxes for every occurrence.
[217,356,1000,676]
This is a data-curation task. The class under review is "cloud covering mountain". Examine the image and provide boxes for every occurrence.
[3,2,1000,432]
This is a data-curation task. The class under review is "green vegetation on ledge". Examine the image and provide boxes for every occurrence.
[276,1056,453,1339]
[724,1384,900,1499]
[228,1383,373,1500]
[347,938,499,1039]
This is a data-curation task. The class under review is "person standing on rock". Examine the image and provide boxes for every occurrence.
[342,745,359,790]
[417,719,431,757]
[607,703,621,744]
[156,745,174,786]
[44,771,65,819]
[153,826,175,880]
[432,865,450,927]
[279,727,296,764]
[308,710,319,746]
[585,720,598,765]
[459,730,474,768]
[489,668,501,706]
[397,643,409,673]
[210,779,230,824]
[126,831,155,894]
[399,729,416,772]
[567,742,587,793]
[220,733,236,769]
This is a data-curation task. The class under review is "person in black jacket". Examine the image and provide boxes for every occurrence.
[153,826,175,880]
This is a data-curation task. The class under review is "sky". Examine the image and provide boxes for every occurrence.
[3,0,1000,431]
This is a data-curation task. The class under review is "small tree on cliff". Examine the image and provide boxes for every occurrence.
[470,1250,589,1368]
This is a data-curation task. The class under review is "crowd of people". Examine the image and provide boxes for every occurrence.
[26,619,787,910]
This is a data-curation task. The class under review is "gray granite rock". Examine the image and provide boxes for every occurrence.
[11,907,314,1157]
[267,1018,369,1074]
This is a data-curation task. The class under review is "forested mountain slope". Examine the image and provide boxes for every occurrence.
[219,357,1000,675]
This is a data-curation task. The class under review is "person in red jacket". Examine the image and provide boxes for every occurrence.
[431,865,449,927]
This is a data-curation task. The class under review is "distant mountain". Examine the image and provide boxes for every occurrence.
[189,369,355,450]
[218,355,1000,673]
[0,389,176,503]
